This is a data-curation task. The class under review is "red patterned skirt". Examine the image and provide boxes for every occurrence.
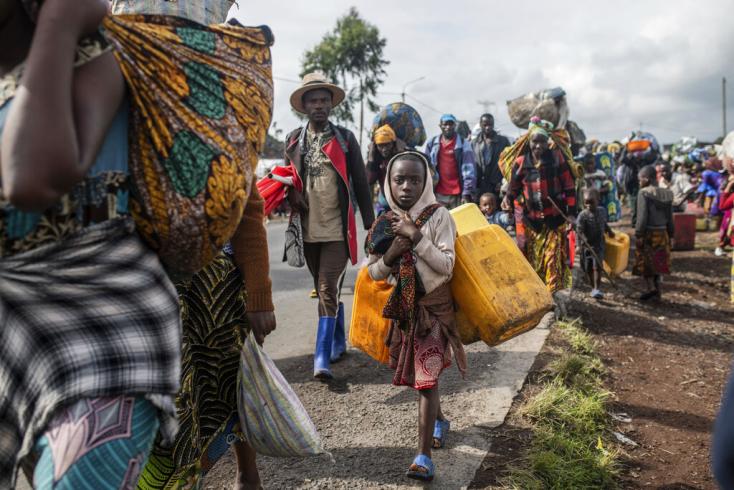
[388,315,451,391]
[633,229,671,277]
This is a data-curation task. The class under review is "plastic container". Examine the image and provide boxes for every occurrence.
[603,232,630,277]
[349,267,391,364]
[450,204,553,346]
[673,213,696,251]
[450,202,490,236]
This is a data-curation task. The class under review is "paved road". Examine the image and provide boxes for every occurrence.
[18,216,550,489]
[203,217,551,489]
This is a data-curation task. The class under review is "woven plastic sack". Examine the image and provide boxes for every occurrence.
[103,15,273,275]
[507,87,569,129]
[371,102,426,147]
[110,0,233,26]
[237,332,326,457]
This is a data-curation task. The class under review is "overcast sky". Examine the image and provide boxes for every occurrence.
[231,1,733,145]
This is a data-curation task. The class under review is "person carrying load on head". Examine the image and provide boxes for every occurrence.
[105,3,279,488]
[502,117,577,296]
[367,124,408,215]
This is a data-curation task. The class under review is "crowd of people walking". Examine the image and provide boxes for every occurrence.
[1,0,732,488]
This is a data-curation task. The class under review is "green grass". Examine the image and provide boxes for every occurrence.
[501,319,620,489]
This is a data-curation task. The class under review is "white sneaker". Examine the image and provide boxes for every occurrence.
[715,247,725,257]
[591,289,604,299]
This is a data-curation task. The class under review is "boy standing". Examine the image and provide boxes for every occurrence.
[576,188,615,299]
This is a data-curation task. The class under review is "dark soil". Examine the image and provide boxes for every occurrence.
[471,219,734,489]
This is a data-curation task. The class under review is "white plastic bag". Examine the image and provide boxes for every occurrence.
[283,211,306,268]
[237,332,326,457]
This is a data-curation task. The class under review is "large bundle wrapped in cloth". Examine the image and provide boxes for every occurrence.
[371,102,426,147]
[103,15,274,275]
[507,87,569,130]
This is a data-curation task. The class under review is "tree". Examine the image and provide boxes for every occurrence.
[301,7,389,146]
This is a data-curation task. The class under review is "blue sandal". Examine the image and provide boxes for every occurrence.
[406,454,435,481]
[432,419,450,449]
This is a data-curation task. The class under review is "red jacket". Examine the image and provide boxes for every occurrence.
[284,124,375,264]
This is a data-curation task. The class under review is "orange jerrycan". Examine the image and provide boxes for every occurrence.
[349,267,391,364]
[603,231,630,277]
[449,204,553,346]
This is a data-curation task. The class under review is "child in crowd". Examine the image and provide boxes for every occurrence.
[576,189,615,299]
[583,153,611,194]
[367,151,466,482]
[479,192,513,228]
[633,165,675,301]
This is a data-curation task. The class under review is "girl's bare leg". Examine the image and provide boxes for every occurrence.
[418,386,439,457]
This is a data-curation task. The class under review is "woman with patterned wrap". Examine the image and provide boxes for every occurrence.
[104,2,278,489]
[502,117,577,295]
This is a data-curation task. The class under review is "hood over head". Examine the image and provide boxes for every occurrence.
[384,150,437,220]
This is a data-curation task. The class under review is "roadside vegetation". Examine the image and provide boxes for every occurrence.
[501,319,620,489]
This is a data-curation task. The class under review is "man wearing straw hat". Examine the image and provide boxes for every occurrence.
[285,72,375,379]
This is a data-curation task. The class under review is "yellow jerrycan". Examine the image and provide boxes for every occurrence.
[449,203,553,346]
[603,231,630,277]
[349,267,391,364]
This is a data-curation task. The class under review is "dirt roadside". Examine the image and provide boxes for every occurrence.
[471,224,734,489]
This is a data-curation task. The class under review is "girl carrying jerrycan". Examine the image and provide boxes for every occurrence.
[365,150,466,482]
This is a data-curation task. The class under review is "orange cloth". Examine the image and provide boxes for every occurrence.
[229,179,274,312]
[374,125,397,145]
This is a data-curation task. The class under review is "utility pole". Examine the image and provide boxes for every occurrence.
[477,100,495,115]
[723,77,728,137]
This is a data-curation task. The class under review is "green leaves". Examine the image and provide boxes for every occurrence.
[300,7,389,125]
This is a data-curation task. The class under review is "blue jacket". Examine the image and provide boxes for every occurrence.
[425,134,476,197]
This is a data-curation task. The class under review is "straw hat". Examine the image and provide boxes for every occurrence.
[289,72,346,114]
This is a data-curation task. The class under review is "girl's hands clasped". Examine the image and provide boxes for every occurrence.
[391,213,422,244]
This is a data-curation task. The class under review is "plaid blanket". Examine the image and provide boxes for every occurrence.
[0,218,182,488]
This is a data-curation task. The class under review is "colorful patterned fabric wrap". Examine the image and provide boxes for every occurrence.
[371,102,427,148]
[525,223,572,293]
[595,152,622,222]
[238,332,326,457]
[368,204,442,332]
[102,15,274,275]
[633,229,671,277]
[32,396,159,489]
[388,284,459,390]
[0,218,181,489]
[138,253,249,488]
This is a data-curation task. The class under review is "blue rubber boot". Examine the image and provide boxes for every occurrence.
[314,316,335,379]
[331,303,346,362]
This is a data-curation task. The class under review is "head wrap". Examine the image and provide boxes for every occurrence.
[373,124,397,145]
[528,116,554,139]
[440,114,457,124]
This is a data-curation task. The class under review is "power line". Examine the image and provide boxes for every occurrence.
[273,76,301,84]
[405,94,444,115]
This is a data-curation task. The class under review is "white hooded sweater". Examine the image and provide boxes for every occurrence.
[367,154,457,294]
